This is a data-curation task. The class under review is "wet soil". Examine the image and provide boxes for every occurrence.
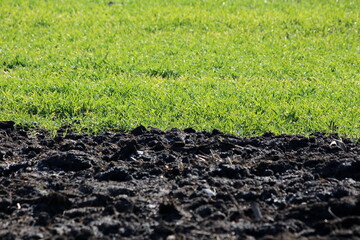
[0,121,360,239]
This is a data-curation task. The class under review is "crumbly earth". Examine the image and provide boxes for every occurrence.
[0,121,359,240]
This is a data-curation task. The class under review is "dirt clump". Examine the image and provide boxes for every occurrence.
[0,123,359,239]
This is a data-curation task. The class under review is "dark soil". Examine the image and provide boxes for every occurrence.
[1,121,360,240]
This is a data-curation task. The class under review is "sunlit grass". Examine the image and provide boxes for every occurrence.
[0,0,359,137]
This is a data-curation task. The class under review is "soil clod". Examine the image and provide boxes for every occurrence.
[0,125,359,239]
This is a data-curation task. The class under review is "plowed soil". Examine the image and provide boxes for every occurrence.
[0,121,359,240]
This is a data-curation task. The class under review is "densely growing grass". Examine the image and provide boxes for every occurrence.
[0,0,359,137]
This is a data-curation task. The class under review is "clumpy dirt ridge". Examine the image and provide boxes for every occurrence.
[0,121,359,239]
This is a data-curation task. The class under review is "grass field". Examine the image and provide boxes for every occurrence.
[0,0,359,137]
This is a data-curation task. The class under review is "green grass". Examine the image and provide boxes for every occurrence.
[0,0,359,137]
